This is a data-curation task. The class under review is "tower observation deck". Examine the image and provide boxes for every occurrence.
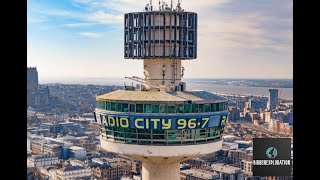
[94,1,229,179]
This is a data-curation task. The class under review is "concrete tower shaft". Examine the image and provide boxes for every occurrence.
[143,58,182,89]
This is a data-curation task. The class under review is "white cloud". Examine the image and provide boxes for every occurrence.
[74,0,231,13]
[75,0,292,78]
[78,32,102,38]
[73,0,93,3]
[27,16,47,24]
[182,0,231,10]
[80,0,291,53]
[68,0,232,25]
[197,11,292,54]
[63,23,96,27]
[37,9,73,17]
[29,0,292,78]
[87,11,123,24]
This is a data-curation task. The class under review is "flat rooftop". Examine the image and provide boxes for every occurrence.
[92,157,117,164]
[211,163,242,174]
[29,154,57,160]
[222,135,237,139]
[234,140,252,144]
[96,90,227,104]
[222,142,238,148]
[181,169,220,179]
[69,146,85,151]
[69,118,94,122]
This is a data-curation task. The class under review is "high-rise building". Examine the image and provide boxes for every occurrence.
[27,67,38,92]
[241,153,254,176]
[288,111,293,125]
[229,108,240,122]
[35,85,50,106]
[249,98,268,111]
[268,89,279,111]
[228,149,247,167]
[236,99,245,111]
[27,67,39,107]
[243,101,249,116]
[27,67,51,108]
[265,110,271,123]
[94,1,229,179]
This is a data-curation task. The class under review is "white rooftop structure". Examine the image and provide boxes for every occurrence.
[69,146,85,151]
[181,169,220,179]
[234,140,252,145]
[221,142,238,150]
[92,157,118,165]
[222,135,237,139]
[211,163,242,174]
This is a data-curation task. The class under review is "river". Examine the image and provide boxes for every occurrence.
[41,77,293,100]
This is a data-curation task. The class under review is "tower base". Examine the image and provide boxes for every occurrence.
[142,162,180,180]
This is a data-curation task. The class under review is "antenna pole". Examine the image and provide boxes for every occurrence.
[177,0,181,11]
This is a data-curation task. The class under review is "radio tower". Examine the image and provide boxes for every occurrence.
[94,1,229,179]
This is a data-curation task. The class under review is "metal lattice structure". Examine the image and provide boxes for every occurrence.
[124,11,197,59]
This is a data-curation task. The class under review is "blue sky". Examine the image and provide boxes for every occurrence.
[27,0,292,80]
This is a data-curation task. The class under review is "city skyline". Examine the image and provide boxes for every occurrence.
[28,0,292,79]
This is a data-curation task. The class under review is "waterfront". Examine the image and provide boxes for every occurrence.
[41,77,293,100]
[187,83,292,100]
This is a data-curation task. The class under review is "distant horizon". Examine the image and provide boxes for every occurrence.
[38,76,293,88]
[39,76,293,81]
[38,77,293,100]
